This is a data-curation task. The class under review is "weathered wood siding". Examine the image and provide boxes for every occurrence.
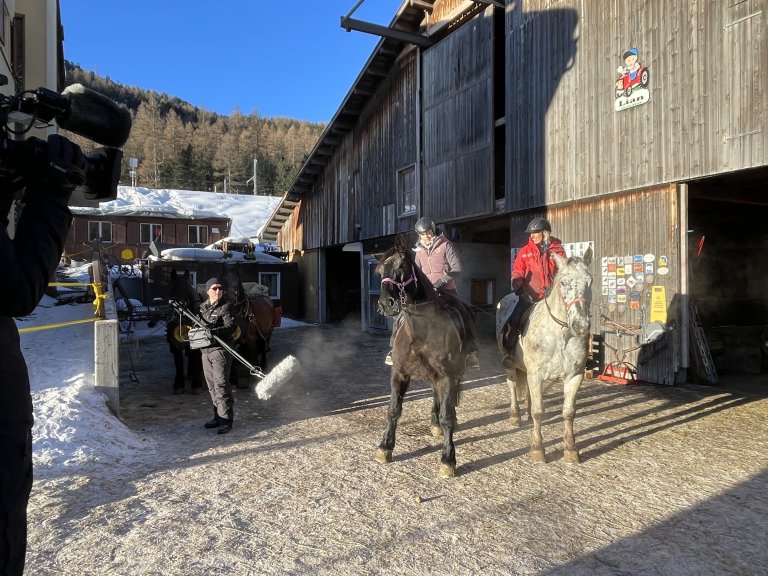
[298,51,418,249]
[507,0,767,210]
[423,7,495,222]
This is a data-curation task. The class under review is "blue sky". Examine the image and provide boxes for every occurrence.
[60,0,404,123]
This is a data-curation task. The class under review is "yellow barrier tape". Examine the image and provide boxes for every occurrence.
[18,317,100,334]
[17,282,110,334]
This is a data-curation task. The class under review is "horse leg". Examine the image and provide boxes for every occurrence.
[562,373,584,463]
[376,372,410,465]
[526,372,547,463]
[506,370,521,426]
[258,338,268,372]
[430,391,442,437]
[172,348,185,393]
[436,379,459,479]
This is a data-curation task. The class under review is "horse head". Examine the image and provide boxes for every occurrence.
[168,269,199,313]
[550,246,593,337]
[220,264,247,309]
[376,235,435,317]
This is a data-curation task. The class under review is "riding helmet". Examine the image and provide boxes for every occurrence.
[414,216,435,234]
[525,217,552,234]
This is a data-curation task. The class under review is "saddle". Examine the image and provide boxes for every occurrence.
[438,293,473,345]
[500,299,536,352]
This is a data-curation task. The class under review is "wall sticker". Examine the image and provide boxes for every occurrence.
[615,47,650,111]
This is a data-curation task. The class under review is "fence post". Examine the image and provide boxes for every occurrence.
[95,319,120,417]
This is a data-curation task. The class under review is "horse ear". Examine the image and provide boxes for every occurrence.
[582,245,593,266]
[553,252,567,270]
[394,234,407,252]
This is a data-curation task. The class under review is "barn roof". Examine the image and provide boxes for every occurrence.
[261,0,451,244]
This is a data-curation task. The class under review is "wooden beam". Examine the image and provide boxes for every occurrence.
[340,17,434,48]
[409,0,434,12]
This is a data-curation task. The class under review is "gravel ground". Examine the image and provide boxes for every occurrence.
[25,323,768,575]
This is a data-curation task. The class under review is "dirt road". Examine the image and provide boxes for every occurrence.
[26,324,768,575]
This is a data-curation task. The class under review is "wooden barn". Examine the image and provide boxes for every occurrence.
[261,0,768,385]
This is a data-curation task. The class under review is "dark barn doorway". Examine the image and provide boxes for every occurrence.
[324,245,362,325]
[687,167,768,375]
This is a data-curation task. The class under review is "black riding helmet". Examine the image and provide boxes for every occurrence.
[414,216,435,234]
[525,217,552,234]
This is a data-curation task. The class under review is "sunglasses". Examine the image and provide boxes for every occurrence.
[209,286,224,291]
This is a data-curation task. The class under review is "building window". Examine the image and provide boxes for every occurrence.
[88,221,112,242]
[140,223,162,244]
[188,225,208,245]
[397,165,416,216]
[470,278,495,307]
[258,272,280,298]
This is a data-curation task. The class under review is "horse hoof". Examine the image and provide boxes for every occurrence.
[564,449,581,464]
[438,463,455,478]
[509,415,521,427]
[375,448,392,464]
[529,449,547,463]
[430,425,442,438]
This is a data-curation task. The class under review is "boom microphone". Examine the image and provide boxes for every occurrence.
[57,84,132,148]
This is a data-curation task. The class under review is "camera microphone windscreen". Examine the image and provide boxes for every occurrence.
[58,84,132,148]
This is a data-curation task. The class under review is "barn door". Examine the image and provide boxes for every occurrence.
[364,255,387,333]
[422,7,494,222]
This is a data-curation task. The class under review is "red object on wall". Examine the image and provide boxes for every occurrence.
[273,306,282,328]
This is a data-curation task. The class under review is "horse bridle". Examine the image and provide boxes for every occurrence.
[381,265,418,306]
[544,290,587,329]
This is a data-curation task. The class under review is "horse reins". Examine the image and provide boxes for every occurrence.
[544,289,587,329]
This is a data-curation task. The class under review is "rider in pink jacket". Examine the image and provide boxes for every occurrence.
[385,217,480,369]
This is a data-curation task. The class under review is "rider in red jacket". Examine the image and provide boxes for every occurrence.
[502,217,565,368]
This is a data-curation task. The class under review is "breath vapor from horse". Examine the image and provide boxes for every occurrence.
[497,247,593,463]
[375,235,475,478]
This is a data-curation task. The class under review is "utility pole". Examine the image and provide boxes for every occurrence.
[246,158,258,195]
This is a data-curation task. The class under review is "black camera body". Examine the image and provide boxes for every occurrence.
[0,75,132,202]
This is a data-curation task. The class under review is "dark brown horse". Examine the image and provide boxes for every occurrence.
[375,235,473,478]
[166,270,203,394]
[220,264,275,374]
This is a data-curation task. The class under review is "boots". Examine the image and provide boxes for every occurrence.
[204,408,220,429]
[217,419,233,434]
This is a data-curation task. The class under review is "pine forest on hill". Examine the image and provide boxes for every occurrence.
[63,62,327,196]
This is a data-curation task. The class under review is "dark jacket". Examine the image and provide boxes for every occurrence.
[198,297,236,350]
[1,197,72,435]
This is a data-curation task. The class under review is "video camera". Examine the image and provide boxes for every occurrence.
[0,74,132,202]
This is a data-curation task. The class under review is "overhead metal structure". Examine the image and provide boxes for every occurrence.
[261,0,494,245]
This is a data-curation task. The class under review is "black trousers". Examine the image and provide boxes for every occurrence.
[0,431,32,576]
